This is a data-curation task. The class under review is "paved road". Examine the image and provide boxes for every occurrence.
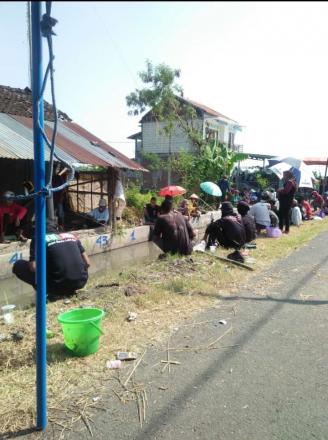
[49,231,328,439]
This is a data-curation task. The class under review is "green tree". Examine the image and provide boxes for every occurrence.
[126,60,247,190]
[139,150,167,172]
[171,141,248,191]
[254,170,269,190]
[126,60,202,147]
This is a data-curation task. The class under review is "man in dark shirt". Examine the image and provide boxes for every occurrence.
[277,171,297,234]
[217,176,230,201]
[237,201,257,243]
[144,197,160,225]
[204,201,246,262]
[12,220,90,297]
[153,199,195,256]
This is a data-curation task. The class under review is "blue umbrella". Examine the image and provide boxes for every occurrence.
[200,181,222,197]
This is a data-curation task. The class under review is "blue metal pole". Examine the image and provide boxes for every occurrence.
[31,2,47,430]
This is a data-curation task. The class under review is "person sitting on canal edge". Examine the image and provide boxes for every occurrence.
[153,199,196,256]
[237,200,257,244]
[189,194,201,218]
[249,192,272,234]
[12,219,90,299]
[87,198,110,225]
[144,196,160,225]
[203,201,246,263]
[0,191,28,243]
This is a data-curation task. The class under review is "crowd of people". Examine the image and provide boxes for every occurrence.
[4,168,328,297]
[145,170,328,264]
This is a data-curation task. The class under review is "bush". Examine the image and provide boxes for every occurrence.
[125,184,163,218]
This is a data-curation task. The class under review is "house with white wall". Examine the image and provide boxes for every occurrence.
[128,96,243,187]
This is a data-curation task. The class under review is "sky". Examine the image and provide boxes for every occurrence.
[1,1,328,162]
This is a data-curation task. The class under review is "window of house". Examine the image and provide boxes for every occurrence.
[228,132,235,148]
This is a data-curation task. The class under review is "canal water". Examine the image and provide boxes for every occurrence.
[0,241,162,309]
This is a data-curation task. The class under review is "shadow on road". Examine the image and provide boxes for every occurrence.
[133,253,328,439]
[217,295,328,306]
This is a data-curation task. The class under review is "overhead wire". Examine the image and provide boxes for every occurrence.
[9,1,75,202]
[91,3,140,89]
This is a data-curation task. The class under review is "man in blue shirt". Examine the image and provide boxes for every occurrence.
[218,175,230,201]
[88,198,110,225]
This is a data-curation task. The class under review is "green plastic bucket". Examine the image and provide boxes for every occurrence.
[57,308,105,357]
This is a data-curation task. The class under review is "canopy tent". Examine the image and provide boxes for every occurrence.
[268,159,315,189]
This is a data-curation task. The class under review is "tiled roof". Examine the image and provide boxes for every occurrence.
[182,97,239,124]
[0,85,72,122]
[303,157,328,166]
[140,95,239,125]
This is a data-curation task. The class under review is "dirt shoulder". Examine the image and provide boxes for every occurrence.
[2,219,328,439]
[71,228,328,440]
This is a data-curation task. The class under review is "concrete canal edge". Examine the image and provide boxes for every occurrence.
[0,212,219,308]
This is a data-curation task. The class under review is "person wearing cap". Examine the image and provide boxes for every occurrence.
[0,191,28,243]
[203,201,246,262]
[87,198,110,225]
[13,219,90,298]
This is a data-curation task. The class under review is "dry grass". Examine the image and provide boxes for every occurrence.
[1,218,328,436]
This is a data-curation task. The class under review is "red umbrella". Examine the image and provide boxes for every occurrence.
[158,185,186,197]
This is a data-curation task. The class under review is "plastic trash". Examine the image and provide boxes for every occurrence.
[106,360,122,369]
[1,304,16,325]
[127,312,137,322]
[210,245,216,253]
[11,330,24,342]
[116,351,137,361]
[266,227,282,238]
[193,240,206,252]
[46,329,56,339]
[219,320,227,325]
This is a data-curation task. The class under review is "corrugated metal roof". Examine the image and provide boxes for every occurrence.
[0,114,147,171]
[0,113,76,164]
[64,122,147,171]
[12,115,107,167]
[46,121,136,170]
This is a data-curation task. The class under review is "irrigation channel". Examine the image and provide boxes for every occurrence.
[0,213,217,309]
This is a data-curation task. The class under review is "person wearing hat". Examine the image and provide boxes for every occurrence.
[0,191,28,243]
[87,198,110,225]
[189,194,201,218]
[203,201,246,262]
